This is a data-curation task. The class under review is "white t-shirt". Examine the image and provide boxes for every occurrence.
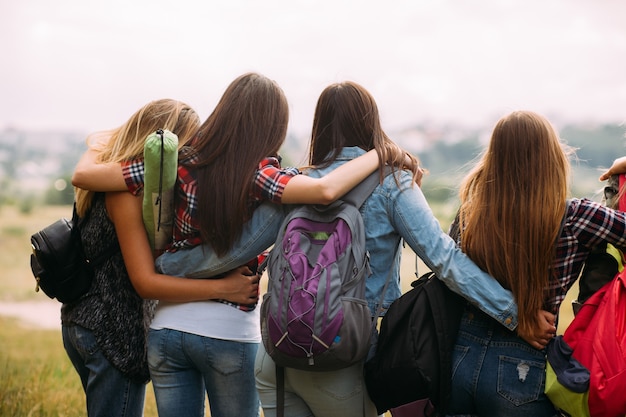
[150,300,261,343]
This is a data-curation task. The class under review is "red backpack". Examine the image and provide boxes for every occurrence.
[547,268,626,417]
[568,270,626,416]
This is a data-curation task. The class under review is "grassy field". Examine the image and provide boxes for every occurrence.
[0,203,577,416]
[0,204,160,416]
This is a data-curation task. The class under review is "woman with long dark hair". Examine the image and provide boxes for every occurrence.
[254,83,555,417]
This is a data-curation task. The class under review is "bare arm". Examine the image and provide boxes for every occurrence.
[599,156,626,181]
[106,190,260,304]
[281,149,380,204]
[72,149,126,191]
[72,132,127,191]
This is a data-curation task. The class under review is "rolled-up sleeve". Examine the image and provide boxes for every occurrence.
[121,158,145,196]
[253,157,300,203]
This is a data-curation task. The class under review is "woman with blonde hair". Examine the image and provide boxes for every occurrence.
[62,98,215,417]
[446,110,626,416]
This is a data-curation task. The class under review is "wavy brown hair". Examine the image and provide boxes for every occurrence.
[458,110,570,336]
[308,81,420,182]
[75,98,200,216]
[191,73,289,256]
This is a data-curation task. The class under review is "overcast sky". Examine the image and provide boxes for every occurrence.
[2,0,626,138]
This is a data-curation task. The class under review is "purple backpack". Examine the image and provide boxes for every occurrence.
[260,170,385,371]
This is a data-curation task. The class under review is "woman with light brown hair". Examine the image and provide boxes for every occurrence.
[446,110,626,416]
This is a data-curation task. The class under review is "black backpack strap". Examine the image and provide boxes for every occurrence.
[276,365,285,417]
[424,273,463,409]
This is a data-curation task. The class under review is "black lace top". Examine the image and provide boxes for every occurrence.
[61,192,156,383]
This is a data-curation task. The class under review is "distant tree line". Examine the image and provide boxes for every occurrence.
[0,123,624,213]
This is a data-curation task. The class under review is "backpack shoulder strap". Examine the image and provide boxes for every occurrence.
[424,272,464,405]
[342,166,394,208]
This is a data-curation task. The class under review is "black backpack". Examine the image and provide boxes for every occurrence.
[364,270,464,415]
[30,201,119,303]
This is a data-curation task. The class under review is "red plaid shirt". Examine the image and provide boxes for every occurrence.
[122,146,299,251]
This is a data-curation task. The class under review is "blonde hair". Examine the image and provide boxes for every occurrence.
[458,110,570,336]
[75,98,200,215]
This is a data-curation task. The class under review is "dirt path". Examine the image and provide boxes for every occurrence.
[0,299,62,329]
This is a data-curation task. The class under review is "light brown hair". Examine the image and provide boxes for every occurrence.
[308,81,420,182]
[458,110,570,336]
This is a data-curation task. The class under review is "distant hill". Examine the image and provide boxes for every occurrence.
[1,121,624,210]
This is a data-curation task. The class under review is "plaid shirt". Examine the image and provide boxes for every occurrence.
[548,198,626,315]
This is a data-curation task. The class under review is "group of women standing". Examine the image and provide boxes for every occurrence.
[65,71,626,417]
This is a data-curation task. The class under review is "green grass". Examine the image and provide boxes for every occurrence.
[0,315,162,416]
[0,316,85,416]
[0,205,74,300]
[0,204,161,416]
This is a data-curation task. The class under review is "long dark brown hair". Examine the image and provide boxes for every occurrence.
[308,81,420,182]
[458,110,570,336]
[192,72,289,256]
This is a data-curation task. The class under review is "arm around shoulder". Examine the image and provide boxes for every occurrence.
[281,149,380,204]
[389,178,519,329]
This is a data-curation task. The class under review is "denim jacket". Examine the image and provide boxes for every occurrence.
[156,147,518,330]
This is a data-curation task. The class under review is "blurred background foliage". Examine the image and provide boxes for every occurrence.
[0,122,623,218]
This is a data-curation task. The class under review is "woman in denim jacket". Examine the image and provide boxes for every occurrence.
[253,82,558,417]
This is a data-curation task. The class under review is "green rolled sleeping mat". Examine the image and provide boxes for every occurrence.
[143,129,178,254]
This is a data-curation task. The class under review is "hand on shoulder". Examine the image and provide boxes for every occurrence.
[599,156,626,181]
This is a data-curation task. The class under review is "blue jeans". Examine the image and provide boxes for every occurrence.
[62,324,146,417]
[446,308,558,417]
[147,328,261,417]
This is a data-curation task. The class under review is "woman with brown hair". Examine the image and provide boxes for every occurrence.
[446,111,626,416]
